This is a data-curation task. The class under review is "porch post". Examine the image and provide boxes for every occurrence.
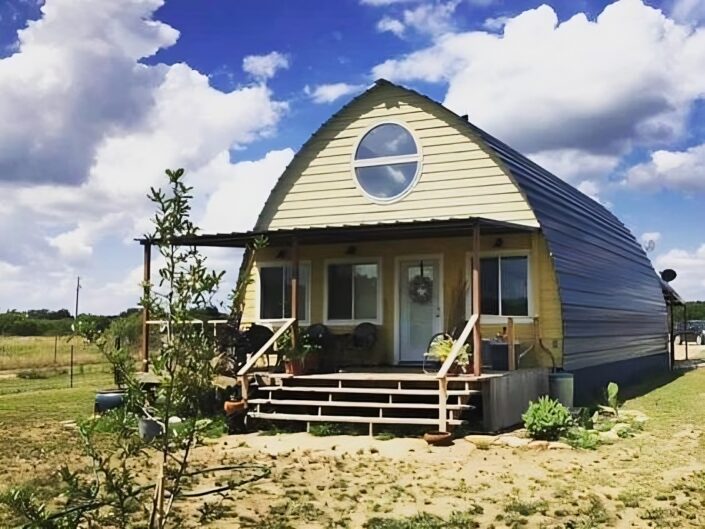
[141,242,151,373]
[291,237,300,347]
[472,221,482,376]
[684,303,689,361]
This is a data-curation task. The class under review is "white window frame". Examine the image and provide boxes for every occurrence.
[323,257,383,326]
[255,261,311,325]
[350,120,423,204]
[465,250,534,324]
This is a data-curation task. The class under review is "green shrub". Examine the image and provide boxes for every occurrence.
[522,396,573,441]
[565,427,601,450]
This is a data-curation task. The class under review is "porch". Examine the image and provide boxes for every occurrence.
[139,217,559,433]
[246,367,548,434]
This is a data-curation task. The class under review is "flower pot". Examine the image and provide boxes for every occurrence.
[138,417,163,442]
[224,399,246,416]
[284,359,306,376]
[423,430,453,446]
[94,389,126,414]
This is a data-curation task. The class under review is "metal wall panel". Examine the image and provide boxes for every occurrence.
[467,125,668,370]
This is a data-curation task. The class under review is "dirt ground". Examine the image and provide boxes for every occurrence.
[674,342,705,361]
[1,367,704,528]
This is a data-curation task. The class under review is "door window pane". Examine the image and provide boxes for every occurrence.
[353,264,378,319]
[501,256,528,316]
[327,264,353,320]
[480,258,499,315]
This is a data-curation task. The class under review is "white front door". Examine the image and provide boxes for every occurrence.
[398,258,442,363]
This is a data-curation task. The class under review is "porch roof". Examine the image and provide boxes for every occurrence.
[138,217,537,248]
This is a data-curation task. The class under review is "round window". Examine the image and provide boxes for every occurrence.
[352,122,421,202]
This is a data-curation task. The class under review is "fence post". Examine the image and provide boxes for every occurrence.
[70,345,74,388]
[54,336,58,364]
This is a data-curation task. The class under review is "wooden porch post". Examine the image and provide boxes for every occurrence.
[141,242,151,373]
[507,317,516,370]
[472,221,482,376]
[291,237,300,347]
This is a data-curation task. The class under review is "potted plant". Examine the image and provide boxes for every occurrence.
[278,329,321,375]
[427,335,471,375]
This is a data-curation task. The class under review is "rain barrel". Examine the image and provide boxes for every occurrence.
[548,372,574,408]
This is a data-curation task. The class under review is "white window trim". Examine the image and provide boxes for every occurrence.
[350,120,423,204]
[464,250,534,324]
[323,257,383,326]
[255,260,311,326]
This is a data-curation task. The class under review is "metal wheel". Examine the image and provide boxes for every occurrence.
[697,334,704,346]
[674,334,682,345]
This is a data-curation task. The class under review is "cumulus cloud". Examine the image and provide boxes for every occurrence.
[0,0,289,312]
[375,1,460,38]
[670,0,705,25]
[377,17,406,36]
[373,0,705,196]
[305,82,366,104]
[624,143,705,192]
[360,0,421,5]
[655,244,705,300]
[242,51,289,80]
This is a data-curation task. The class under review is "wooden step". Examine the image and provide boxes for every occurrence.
[267,372,487,382]
[248,411,465,426]
[256,385,480,396]
[248,398,472,410]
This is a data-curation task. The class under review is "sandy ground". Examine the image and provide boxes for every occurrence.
[179,416,705,528]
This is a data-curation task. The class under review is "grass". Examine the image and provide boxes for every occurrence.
[0,335,103,371]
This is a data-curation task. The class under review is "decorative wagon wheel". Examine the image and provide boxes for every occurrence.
[409,274,433,304]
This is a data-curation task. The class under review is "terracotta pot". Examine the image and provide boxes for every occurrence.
[284,359,306,375]
[224,399,246,416]
[423,430,453,446]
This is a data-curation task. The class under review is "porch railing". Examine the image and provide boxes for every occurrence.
[237,318,296,407]
[436,313,479,432]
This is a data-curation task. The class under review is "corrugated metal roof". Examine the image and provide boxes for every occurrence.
[463,121,667,370]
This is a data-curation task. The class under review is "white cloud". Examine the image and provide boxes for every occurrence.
[0,0,289,313]
[655,244,705,301]
[376,1,460,38]
[670,0,705,25]
[640,232,662,245]
[305,82,366,104]
[198,148,295,233]
[373,0,705,197]
[377,16,406,36]
[482,15,510,31]
[242,51,289,80]
[624,143,705,192]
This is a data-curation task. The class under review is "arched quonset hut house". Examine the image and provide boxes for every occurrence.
[143,80,668,433]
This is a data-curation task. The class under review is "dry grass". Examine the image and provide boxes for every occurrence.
[0,335,103,371]
[0,367,704,528]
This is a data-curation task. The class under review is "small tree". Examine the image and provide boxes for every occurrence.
[0,169,229,528]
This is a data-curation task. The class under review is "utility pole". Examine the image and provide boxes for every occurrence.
[74,276,81,323]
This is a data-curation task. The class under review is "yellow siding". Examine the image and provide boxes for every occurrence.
[241,232,563,367]
[256,84,538,231]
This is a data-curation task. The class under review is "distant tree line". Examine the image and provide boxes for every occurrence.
[681,301,705,322]
[0,306,226,337]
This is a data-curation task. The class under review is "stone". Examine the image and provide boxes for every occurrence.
[548,441,573,450]
[499,435,531,448]
[598,430,620,444]
[527,440,550,450]
[464,435,497,447]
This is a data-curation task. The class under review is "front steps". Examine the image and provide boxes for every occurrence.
[246,371,484,433]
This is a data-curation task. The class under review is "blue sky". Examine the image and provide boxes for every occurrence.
[0,0,704,314]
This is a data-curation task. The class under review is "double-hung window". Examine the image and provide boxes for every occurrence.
[326,261,380,323]
[258,263,310,322]
[478,255,530,317]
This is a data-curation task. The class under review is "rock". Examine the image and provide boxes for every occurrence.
[548,441,573,450]
[464,435,498,446]
[527,440,550,450]
[611,423,631,434]
[599,430,620,444]
[498,435,531,448]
